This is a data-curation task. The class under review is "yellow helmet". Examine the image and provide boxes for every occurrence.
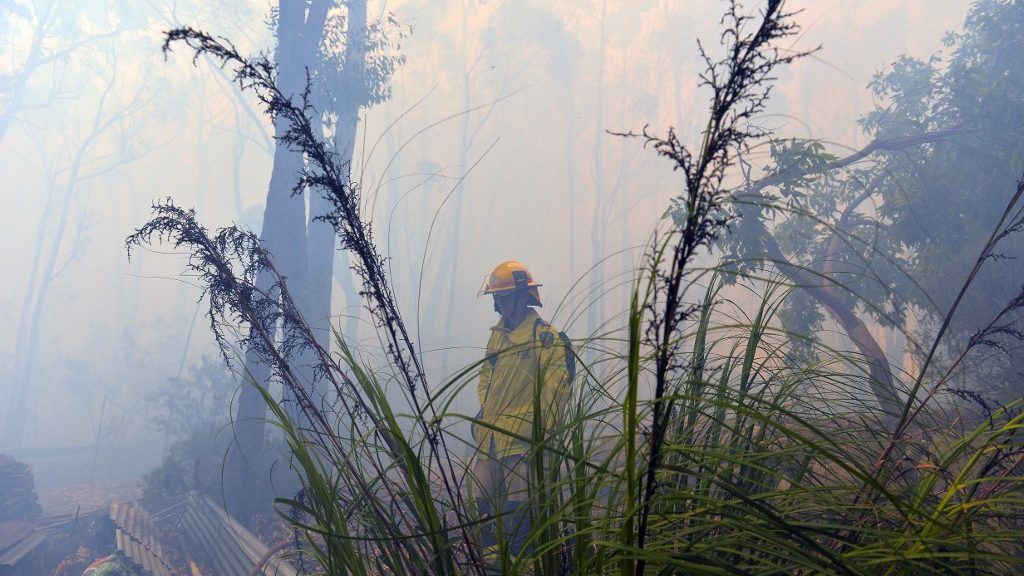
[479,260,543,306]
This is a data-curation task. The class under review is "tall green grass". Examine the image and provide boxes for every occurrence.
[253,263,1024,575]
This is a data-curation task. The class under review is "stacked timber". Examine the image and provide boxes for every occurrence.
[0,454,42,521]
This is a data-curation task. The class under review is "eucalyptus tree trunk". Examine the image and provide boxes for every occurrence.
[305,0,368,354]
[566,100,577,287]
[437,7,474,378]
[226,0,373,523]
[297,0,367,421]
[225,0,326,522]
[587,0,609,347]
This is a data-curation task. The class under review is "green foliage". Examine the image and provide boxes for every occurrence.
[140,421,227,513]
[723,0,1024,404]
[146,355,233,441]
[141,356,235,512]
[82,552,143,576]
[763,139,838,201]
[865,0,1024,315]
[858,0,1024,402]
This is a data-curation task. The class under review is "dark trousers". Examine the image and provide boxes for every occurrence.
[475,452,533,557]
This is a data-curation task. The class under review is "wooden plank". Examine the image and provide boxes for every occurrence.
[0,529,48,567]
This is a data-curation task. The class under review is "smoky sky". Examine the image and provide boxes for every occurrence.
[0,0,967,455]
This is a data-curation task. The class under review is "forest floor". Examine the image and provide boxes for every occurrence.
[39,477,142,516]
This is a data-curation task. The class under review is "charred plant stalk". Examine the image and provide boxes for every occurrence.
[617,1,813,568]
[125,203,426,552]
[145,29,481,571]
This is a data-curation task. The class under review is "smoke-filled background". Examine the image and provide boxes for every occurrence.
[0,0,977,498]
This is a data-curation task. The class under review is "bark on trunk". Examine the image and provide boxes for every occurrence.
[226,0,368,522]
[224,0,323,522]
[761,232,902,426]
[304,0,367,354]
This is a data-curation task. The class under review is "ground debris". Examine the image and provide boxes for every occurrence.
[81,551,144,576]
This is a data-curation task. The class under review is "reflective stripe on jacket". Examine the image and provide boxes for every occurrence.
[476,309,568,459]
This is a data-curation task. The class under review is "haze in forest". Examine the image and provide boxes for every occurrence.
[0,0,981,490]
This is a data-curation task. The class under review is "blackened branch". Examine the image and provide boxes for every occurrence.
[616,2,815,570]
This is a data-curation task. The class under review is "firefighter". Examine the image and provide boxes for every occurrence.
[474,260,570,560]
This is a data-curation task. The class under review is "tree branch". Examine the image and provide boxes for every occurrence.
[762,230,902,424]
[820,171,888,286]
[752,128,973,192]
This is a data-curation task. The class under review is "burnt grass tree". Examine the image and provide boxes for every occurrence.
[126,28,483,572]
[612,0,814,565]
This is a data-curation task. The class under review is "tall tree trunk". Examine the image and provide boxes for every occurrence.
[587,0,609,347]
[3,146,81,448]
[566,92,577,288]
[437,6,474,377]
[224,0,323,521]
[303,0,367,392]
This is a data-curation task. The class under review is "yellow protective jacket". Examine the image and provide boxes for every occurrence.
[476,309,569,459]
